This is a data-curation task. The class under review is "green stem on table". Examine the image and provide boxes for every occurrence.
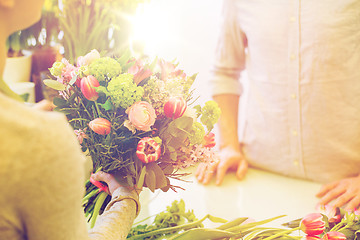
[126,214,212,240]
[90,191,108,228]
[261,226,300,240]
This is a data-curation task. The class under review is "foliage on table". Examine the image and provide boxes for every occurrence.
[45,49,221,227]
[127,200,360,240]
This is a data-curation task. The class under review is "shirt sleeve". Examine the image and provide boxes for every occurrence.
[89,188,140,240]
[211,0,247,96]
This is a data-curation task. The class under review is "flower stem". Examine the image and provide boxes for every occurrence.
[90,191,108,228]
[261,226,300,240]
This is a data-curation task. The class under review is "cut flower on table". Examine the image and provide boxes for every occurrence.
[127,200,360,239]
[45,49,221,226]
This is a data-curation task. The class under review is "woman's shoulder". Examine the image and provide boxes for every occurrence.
[0,94,84,167]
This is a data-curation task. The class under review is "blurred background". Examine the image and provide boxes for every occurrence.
[3,0,223,105]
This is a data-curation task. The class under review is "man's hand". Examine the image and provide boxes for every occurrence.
[196,146,248,185]
[316,174,360,211]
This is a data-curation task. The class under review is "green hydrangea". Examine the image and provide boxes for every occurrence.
[107,73,144,109]
[189,121,205,145]
[88,57,122,82]
[200,100,221,132]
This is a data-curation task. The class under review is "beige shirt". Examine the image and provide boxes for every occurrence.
[212,0,360,183]
[0,93,138,240]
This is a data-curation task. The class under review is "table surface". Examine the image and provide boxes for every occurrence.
[136,167,322,228]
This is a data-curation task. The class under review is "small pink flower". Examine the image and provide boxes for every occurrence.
[136,137,161,163]
[89,118,111,135]
[203,132,216,148]
[300,213,325,236]
[317,205,341,224]
[158,59,186,81]
[80,75,100,101]
[126,101,156,132]
[164,96,187,119]
[60,58,79,85]
[322,231,346,240]
[77,49,100,67]
[74,128,88,144]
[127,60,152,85]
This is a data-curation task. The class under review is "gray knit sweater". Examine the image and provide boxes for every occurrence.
[0,93,139,240]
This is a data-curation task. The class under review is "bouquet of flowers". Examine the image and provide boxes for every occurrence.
[45,49,221,227]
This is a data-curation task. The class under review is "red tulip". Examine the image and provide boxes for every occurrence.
[89,118,111,135]
[164,96,187,119]
[80,75,100,101]
[203,132,216,148]
[302,236,322,240]
[322,232,346,240]
[300,213,325,236]
[136,137,161,163]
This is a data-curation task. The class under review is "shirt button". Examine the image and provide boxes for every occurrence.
[291,94,296,99]
[293,159,299,166]
[292,130,298,136]
[290,16,296,22]
[290,53,296,60]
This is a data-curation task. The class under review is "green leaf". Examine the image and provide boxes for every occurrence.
[53,97,68,107]
[169,228,236,240]
[95,86,110,96]
[145,168,156,192]
[189,73,198,81]
[146,162,168,189]
[136,166,146,190]
[43,79,66,91]
[98,98,113,111]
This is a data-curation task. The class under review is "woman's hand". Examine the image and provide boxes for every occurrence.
[32,99,56,111]
[196,145,248,185]
[91,171,125,196]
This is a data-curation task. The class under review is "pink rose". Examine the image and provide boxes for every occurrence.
[126,101,156,131]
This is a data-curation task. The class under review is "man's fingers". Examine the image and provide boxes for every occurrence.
[236,160,248,180]
[345,196,360,212]
[316,181,339,197]
[318,187,346,206]
[332,192,353,208]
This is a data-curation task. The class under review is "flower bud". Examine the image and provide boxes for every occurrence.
[136,137,161,163]
[322,231,346,240]
[164,96,187,119]
[203,132,216,148]
[89,118,111,135]
[49,61,66,77]
[81,75,100,101]
[300,213,325,236]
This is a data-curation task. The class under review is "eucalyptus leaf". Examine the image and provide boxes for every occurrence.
[146,162,168,189]
[43,79,66,91]
[145,168,156,192]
